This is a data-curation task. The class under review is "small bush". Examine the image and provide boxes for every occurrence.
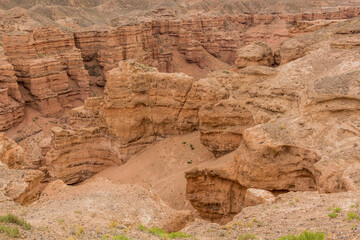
[138,224,146,231]
[328,213,338,218]
[278,230,325,240]
[109,220,118,229]
[148,227,167,238]
[113,235,132,240]
[0,225,20,237]
[238,233,258,240]
[0,214,31,230]
[76,225,84,236]
[347,212,360,221]
[333,208,341,213]
[144,225,192,239]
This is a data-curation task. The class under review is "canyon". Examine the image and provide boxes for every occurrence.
[0,1,360,240]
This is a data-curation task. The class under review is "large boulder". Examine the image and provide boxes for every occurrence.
[235,42,274,68]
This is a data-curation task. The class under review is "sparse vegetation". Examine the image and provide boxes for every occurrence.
[0,225,20,237]
[36,52,44,58]
[0,214,32,230]
[137,224,146,231]
[223,70,230,74]
[238,233,258,240]
[278,230,325,240]
[113,235,133,240]
[139,225,192,239]
[76,225,84,236]
[328,212,338,218]
[347,212,360,221]
[333,207,341,213]
[109,220,118,229]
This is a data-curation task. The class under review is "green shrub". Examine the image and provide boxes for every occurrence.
[0,214,31,230]
[347,212,360,220]
[138,224,146,231]
[113,235,132,240]
[168,231,192,238]
[278,230,325,240]
[328,213,338,218]
[0,225,20,237]
[333,208,341,213]
[144,226,192,239]
[238,233,258,240]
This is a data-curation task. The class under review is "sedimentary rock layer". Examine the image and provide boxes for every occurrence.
[0,48,24,130]
[3,27,89,115]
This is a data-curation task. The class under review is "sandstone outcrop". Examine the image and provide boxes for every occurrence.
[0,48,24,131]
[71,8,360,83]
[0,133,24,169]
[3,27,89,115]
[186,24,360,222]
[46,60,228,184]
[45,97,120,184]
[0,166,43,205]
[198,66,279,157]
[244,188,275,207]
[0,135,43,205]
[274,38,306,65]
[235,42,274,68]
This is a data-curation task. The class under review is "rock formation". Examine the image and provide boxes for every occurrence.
[185,22,360,222]
[235,42,274,68]
[46,60,228,184]
[0,48,24,131]
[3,27,89,115]
[0,133,24,169]
[0,133,43,205]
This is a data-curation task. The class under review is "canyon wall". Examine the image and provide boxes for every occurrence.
[185,25,360,222]
[3,27,89,116]
[0,48,24,131]
[73,7,360,85]
[45,61,228,184]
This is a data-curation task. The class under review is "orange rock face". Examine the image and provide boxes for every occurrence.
[46,61,226,184]
[0,48,24,131]
[185,22,360,222]
[3,27,89,115]
[71,8,360,84]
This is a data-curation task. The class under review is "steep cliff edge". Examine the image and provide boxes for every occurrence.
[3,27,89,116]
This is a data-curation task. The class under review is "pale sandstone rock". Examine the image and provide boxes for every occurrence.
[235,42,274,68]
[244,188,276,207]
[0,133,24,169]
[0,165,43,205]
[274,38,306,65]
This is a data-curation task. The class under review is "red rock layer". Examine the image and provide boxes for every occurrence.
[73,7,360,82]
[0,48,24,130]
[3,27,89,115]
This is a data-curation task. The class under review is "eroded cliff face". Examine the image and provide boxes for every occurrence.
[3,27,89,116]
[46,61,227,184]
[0,133,43,205]
[0,48,24,131]
[185,23,360,223]
[73,8,360,84]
